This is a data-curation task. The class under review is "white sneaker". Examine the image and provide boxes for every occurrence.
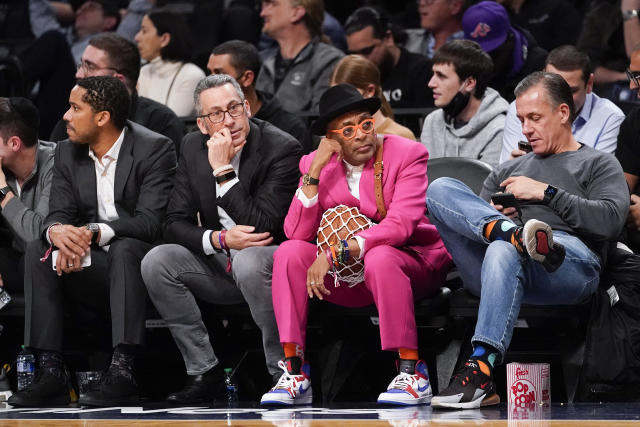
[377,360,432,405]
[261,359,312,406]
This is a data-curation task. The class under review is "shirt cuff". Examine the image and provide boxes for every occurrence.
[203,230,216,255]
[216,178,239,198]
[354,236,366,259]
[97,223,115,246]
[295,187,318,208]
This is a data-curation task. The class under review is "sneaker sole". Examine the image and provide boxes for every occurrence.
[431,392,500,409]
[523,219,565,272]
[260,388,313,406]
[377,395,432,406]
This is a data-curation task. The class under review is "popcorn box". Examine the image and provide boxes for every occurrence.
[507,363,550,409]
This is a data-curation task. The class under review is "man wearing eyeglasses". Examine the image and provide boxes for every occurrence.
[615,46,640,253]
[260,83,452,406]
[344,7,434,111]
[49,33,185,157]
[141,74,302,404]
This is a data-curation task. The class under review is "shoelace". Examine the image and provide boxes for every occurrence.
[387,372,416,389]
[272,360,301,390]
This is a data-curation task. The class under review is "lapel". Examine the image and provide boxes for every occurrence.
[74,144,98,220]
[238,121,263,192]
[195,134,218,222]
[114,125,134,202]
[358,154,379,222]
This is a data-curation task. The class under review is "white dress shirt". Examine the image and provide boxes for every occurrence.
[201,148,243,255]
[87,128,126,250]
[296,161,367,257]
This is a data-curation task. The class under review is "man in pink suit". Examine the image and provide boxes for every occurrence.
[260,84,452,406]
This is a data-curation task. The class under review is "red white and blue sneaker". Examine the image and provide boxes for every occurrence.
[431,358,500,409]
[260,358,312,406]
[377,359,432,405]
[520,219,565,272]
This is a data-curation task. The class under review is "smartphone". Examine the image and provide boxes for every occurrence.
[491,192,519,208]
[518,141,533,153]
[51,250,91,271]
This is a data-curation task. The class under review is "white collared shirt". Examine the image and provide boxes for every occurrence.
[201,148,243,255]
[87,128,126,249]
[295,160,366,257]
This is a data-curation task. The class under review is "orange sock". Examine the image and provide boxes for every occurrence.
[398,348,419,361]
[484,220,497,240]
[283,342,304,360]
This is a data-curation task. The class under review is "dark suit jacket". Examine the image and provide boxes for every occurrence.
[43,120,177,243]
[164,118,302,256]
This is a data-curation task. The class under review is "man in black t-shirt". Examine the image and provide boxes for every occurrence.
[614,47,640,251]
[344,7,434,110]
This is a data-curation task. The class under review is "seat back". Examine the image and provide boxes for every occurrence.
[426,156,493,196]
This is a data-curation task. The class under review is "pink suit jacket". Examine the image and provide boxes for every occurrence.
[283,134,448,256]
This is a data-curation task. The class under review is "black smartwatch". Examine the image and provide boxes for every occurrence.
[215,170,237,184]
[543,185,558,204]
[0,186,12,203]
[86,223,100,245]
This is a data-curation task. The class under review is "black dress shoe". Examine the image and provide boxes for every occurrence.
[166,366,225,404]
[8,370,72,407]
[78,367,139,407]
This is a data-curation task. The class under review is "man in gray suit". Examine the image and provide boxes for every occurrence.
[8,76,176,408]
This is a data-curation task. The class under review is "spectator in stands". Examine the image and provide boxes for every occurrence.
[0,98,54,294]
[427,72,629,409]
[501,45,625,163]
[7,76,176,408]
[344,7,434,110]
[615,46,640,252]
[462,1,547,102]
[331,55,416,140]
[50,33,185,157]
[404,0,466,59]
[577,0,640,102]
[141,74,301,404]
[208,40,310,152]
[255,0,344,114]
[260,84,452,406]
[420,40,507,167]
[497,0,581,52]
[135,10,206,117]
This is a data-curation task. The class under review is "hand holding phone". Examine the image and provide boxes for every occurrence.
[518,141,533,153]
[52,249,91,272]
[491,192,519,208]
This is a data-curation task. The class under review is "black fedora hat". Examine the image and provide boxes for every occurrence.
[311,84,381,136]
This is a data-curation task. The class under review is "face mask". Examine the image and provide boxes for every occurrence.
[442,81,471,123]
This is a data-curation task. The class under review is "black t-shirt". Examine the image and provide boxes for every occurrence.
[382,48,434,109]
[616,107,640,179]
[509,0,580,52]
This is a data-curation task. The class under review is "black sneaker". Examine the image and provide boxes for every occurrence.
[431,359,500,409]
[78,366,139,407]
[166,366,225,404]
[516,219,565,272]
[7,369,73,407]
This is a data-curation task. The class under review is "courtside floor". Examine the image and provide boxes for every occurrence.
[2,402,640,426]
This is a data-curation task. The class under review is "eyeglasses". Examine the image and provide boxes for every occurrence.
[197,102,245,124]
[347,44,379,56]
[76,60,120,75]
[327,118,375,140]
[627,68,640,88]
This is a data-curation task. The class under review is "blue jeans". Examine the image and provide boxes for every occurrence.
[426,178,601,361]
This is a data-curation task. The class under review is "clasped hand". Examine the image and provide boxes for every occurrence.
[49,224,92,276]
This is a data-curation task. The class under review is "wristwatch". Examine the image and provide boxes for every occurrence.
[0,186,12,203]
[302,174,319,186]
[86,223,100,245]
[215,170,237,184]
[623,9,639,21]
[543,185,558,204]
